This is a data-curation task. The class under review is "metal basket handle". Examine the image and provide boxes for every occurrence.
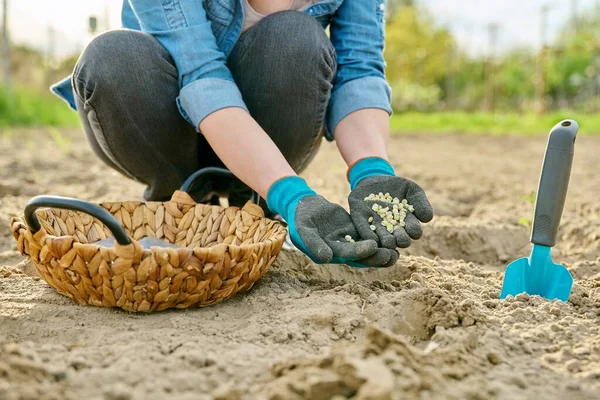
[180,167,261,204]
[24,196,131,246]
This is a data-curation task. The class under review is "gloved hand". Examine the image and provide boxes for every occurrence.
[347,158,434,250]
[267,176,398,268]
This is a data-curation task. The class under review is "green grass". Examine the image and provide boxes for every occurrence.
[0,87,80,128]
[2,86,599,136]
[390,111,600,135]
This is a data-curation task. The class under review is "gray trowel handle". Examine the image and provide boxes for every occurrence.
[531,120,578,247]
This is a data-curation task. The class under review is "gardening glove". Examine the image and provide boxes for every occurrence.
[348,157,434,250]
[267,176,399,268]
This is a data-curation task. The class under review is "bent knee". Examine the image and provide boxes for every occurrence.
[254,11,336,73]
[73,30,172,98]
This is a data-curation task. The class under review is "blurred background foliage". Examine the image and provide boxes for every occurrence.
[0,0,599,132]
[384,0,600,115]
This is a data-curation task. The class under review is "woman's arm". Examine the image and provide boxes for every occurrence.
[335,108,389,166]
[200,108,296,199]
[327,0,392,164]
[201,107,398,268]
[329,1,433,250]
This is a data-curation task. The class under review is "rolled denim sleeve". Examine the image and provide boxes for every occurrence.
[127,0,247,130]
[327,0,392,140]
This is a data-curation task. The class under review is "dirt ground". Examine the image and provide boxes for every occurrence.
[0,128,599,400]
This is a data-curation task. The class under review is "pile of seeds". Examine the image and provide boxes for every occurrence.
[365,193,414,233]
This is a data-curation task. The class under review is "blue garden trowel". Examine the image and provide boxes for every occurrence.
[500,120,578,301]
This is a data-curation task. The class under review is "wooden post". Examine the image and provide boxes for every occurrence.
[1,0,11,94]
[484,23,499,113]
[535,5,550,115]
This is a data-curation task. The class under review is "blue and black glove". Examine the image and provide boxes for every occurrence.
[267,176,399,268]
[348,158,434,250]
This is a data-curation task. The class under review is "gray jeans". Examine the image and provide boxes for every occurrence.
[73,11,336,204]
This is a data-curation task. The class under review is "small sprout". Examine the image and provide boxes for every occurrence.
[518,217,531,228]
[399,221,406,227]
[370,225,377,231]
[386,226,394,233]
[408,205,415,212]
[368,216,374,223]
[372,204,379,211]
[402,199,408,205]
[344,235,353,242]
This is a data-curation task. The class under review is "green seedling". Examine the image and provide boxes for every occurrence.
[518,190,536,228]
[518,217,531,229]
[522,191,536,205]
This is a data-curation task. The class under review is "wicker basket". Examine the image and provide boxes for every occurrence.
[10,170,287,312]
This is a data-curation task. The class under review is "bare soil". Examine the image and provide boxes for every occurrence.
[0,128,599,400]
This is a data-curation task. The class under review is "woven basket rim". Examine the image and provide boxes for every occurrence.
[14,198,288,254]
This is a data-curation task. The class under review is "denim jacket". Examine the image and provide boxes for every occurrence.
[51,0,391,140]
